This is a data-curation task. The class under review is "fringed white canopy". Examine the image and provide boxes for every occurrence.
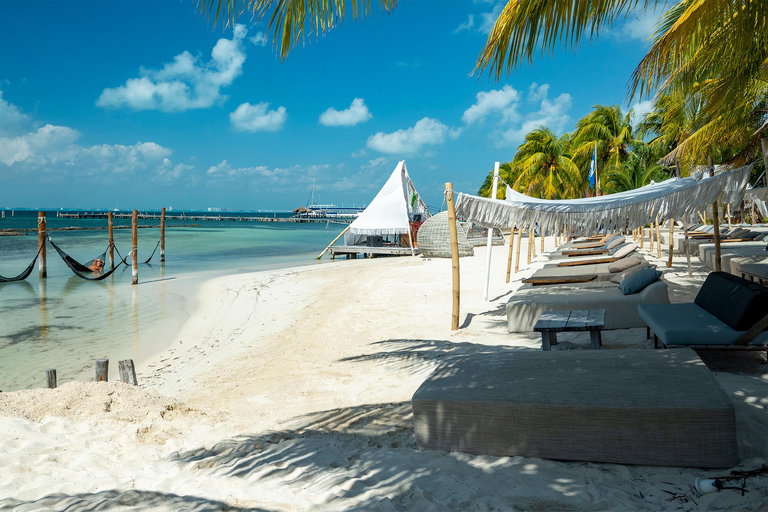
[456,164,753,232]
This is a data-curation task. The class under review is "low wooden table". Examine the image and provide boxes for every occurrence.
[533,309,605,351]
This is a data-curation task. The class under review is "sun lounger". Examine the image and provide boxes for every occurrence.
[639,272,768,352]
[412,348,738,467]
[506,279,669,332]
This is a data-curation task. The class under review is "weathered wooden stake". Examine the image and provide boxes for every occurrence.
[713,201,722,272]
[726,204,732,229]
[640,225,644,249]
[667,220,674,267]
[527,229,532,265]
[514,229,522,274]
[541,227,545,253]
[118,359,138,386]
[108,211,114,268]
[649,221,654,253]
[132,209,138,285]
[505,228,515,283]
[446,183,460,331]
[46,369,57,389]
[38,211,47,278]
[160,207,166,262]
[95,358,109,382]
[531,229,536,258]
[655,216,661,259]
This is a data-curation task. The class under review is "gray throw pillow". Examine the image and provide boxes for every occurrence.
[611,262,652,283]
[753,233,767,241]
[619,266,662,295]
[606,236,626,250]
[612,243,638,259]
[608,242,629,255]
[740,231,760,239]
[607,255,642,273]
[729,228,749,238]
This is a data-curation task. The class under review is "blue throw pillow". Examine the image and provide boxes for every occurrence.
[619,266,662,295]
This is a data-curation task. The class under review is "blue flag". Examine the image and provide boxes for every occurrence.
[588,143,597,189]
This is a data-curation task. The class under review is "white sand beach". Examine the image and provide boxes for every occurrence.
[1,237,767,511]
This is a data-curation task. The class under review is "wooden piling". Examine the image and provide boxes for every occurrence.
[95,358,109,382]
[713,201,722,272]
[108,212,114,268]
[505,228,515,284]
[46,369,57,389]
[667,220,674,267]
[446,183,460,331]
[160,207,166,262]
[131,210,138,285]
[118,359,138,386]
[38,211,46,278]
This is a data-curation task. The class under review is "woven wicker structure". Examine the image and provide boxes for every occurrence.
[417,212,474,258]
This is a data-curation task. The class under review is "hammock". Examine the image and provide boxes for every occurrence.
[112,241,160,265]
[48,237,124,281]
[0,246,43,283]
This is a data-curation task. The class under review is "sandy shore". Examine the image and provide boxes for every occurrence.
[1,236,767,511]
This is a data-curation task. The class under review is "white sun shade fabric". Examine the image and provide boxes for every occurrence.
[456,164,753,232]
[347,160,427,236]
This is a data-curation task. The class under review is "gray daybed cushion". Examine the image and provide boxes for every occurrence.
[506,279,669,332]
[606,236,626,250]
[611,262,652,283]
[412,348,738,468]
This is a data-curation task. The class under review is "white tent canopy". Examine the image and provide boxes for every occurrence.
[345,160,428,244]
[456,164,753,232]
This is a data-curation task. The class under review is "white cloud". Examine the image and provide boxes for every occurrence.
[230,102,287,132]
[154,160,196,183]
[319,98,372,127]
[454,15,475,34]
[630,100,655,124]
[351,149,367,158]
[97,25,247,112]
[527,83,549,103]
[366,117,461,155]
[462,84,520,125]
[361,156,389,170]
[0,90,30,137]
[249,31,266,46]
[479,2,504,34]
[496,92,572,147]
[613,9,661,43]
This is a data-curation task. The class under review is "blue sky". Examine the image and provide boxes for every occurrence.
[0,0,659,211]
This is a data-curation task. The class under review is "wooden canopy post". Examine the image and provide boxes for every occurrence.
[316,225,351,260]
[541,227,545,253]
[667,220,675,267]
[527,229,533,265]
[713,201,722,272]
[531,229,536,258]
[505,227,515,284]
[726,204,732,229]
[37,211,46,279]
[655,216,661,259]
[131,209,138,285]
[406,228,416,257]
[683,217,692,278]
[160,207,166,262]
[446,183,460,331]
[649,221,654,253]
[107,212,114,268]
[482,162,499,302]
[514,228,522,274]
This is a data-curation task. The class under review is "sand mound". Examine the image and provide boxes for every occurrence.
[0,381,197,424]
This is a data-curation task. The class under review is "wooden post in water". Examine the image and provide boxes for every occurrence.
[505,228,515,284]
[514,229,522,274]
[445,183,460,331]
[655,216,661,259]
[38,211,46,278]
[119,359,138,386]
[160,207,166,262]
[667,220,675,267]
[95,358,109,382]
[108,212,114,268]
[131,209,138,285]
[46,369,57,389]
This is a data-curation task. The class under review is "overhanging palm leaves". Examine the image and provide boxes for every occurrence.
[195,0,398,60]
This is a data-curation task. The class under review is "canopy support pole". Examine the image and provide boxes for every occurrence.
[483,162,499,302]
[527,229,532,265]
[726,204,732,229]
[649,220,654,253]
[505,228,514,284]
[684,217,692,278]
[713,201,722,272]
[667,220,674,268]
[640,225,644,249]
[655,216,661,259]
[514,229,522,274]
[446,183,460,330]
[541,227,545,253]
[316,225,351,260]
[406,228,415,257]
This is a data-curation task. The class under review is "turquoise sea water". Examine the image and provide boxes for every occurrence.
[0,211,343,391]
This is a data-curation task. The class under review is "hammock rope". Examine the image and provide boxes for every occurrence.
[0,245,43,283]
[48,237,124,281]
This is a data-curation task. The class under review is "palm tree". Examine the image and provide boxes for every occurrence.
[508,128,582,199]
[601,152,665,194]
[478,162,521,199]
[572,105,640,191]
